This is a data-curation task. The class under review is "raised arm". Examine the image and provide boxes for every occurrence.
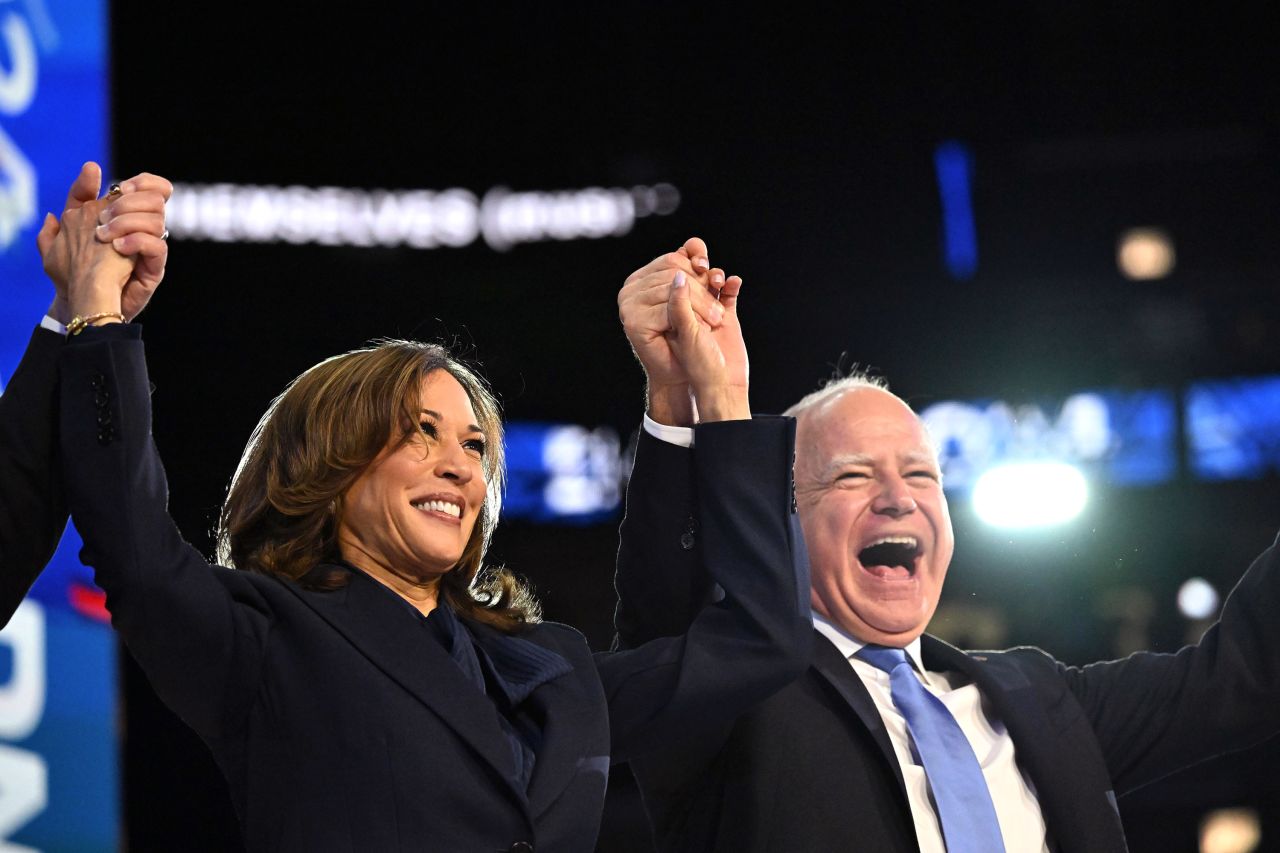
[613,239,749,645]
[0,164,170,626]
[602,242,811,762]
[55,168,270,736]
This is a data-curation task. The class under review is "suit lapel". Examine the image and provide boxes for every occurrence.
[809,629,908,794]
[522,661,600,816]
[282,567,525,805]
[922,636,1088,853]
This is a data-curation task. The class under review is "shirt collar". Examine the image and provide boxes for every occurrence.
[811,611,933,686]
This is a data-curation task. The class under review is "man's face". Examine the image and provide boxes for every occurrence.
[795,387,954,647]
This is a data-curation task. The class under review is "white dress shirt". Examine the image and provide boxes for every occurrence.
[813,613,1051,853]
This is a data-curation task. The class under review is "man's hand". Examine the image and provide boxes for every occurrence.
[665,269,750,422]
[619,237,744,424]
[38,162,172,324]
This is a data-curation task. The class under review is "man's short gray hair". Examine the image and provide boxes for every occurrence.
[782,371,890,420]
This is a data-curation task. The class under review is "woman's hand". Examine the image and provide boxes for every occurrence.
[38,162,171,324]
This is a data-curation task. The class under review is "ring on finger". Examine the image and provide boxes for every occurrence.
[160,229,170,241]
[106,183,123,200]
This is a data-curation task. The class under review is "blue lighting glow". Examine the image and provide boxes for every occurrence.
[933,140,978,281]
[502,423,625,524]
[921,389,1177,493]
[1186,376,1280,480]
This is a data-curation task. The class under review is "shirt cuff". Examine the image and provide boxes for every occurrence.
[643,413,694,448]
[41,315,68,335]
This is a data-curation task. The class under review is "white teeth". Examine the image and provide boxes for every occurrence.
[868,535,918,550]
[412,499,461,518]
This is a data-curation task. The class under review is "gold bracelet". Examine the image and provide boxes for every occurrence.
[67,312,125,336]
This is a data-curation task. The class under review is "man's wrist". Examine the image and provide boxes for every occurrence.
[646,381,695,426]
[690,386,750,422]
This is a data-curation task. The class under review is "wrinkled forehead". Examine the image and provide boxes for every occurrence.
[799,387,938,467]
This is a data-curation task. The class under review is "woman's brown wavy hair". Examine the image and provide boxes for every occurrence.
[215,339,539,633]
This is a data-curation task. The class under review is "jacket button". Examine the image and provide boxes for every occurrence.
[679,531,695,551]
[508,843,534,853]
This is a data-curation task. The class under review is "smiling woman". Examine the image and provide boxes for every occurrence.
[46,181,813,853]
[217,340,536,630]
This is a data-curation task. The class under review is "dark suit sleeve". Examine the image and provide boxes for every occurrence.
[59,327,271,736]
[1059,533,1280,794]
[611,428,710,646]
[599,417,812,763]
[0,327,70,626]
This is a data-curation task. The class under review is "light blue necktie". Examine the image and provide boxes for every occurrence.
[857,645,1006,853]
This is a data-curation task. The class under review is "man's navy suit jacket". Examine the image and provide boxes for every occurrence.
[0,327,67,626]
[56,326,812,852]
[615,431,1280,853]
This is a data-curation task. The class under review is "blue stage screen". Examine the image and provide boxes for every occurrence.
[502,422,625,524]
[1186,376,1280,481]
[920,389,1177,492]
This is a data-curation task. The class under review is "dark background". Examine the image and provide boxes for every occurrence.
[107,5,1280,851]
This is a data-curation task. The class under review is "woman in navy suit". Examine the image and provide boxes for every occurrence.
[51,169,811,852]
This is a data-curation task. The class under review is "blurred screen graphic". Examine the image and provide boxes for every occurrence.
[921,389,1178,492]
[1186,376,1280,481]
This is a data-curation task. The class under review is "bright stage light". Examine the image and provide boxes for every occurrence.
[1177,577,1220,620]
[1117,227,1176,280]
[971,462,1088,529]
[1200,808,1260,853]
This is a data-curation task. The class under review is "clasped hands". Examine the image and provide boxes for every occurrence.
[618,237,749,425]
[39,161,173,326]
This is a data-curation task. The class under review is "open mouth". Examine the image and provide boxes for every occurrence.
[411,499,462,519]
[857,536,920,579]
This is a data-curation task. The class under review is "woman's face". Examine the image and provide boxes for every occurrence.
[337,370,489,581]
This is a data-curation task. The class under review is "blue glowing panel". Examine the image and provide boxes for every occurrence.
[0,0,117,848]
[502,423,624,524]
[1186,376,1280,480]
[1102,390,1179,485]
[933,140,978,281]
[921,389,1176,492]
